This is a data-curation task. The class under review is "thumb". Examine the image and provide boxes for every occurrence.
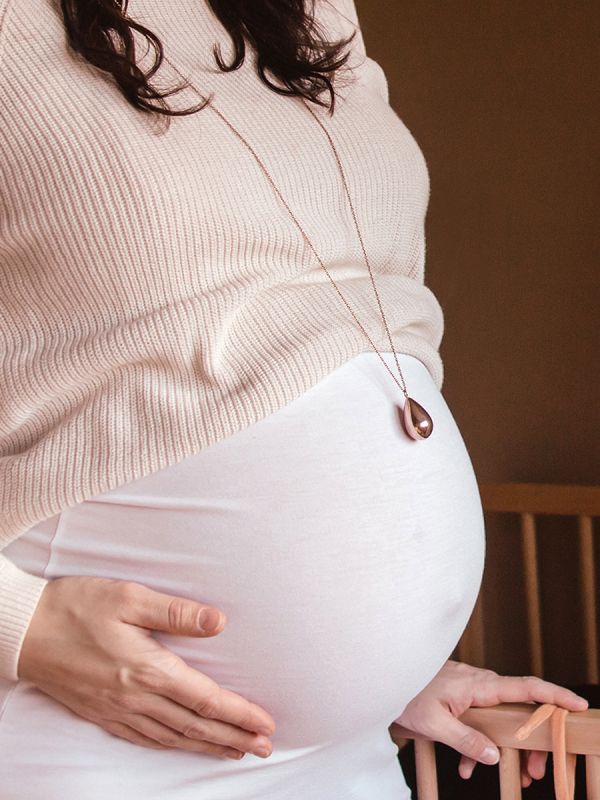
[437,715,500,766]
[119,583,226,637]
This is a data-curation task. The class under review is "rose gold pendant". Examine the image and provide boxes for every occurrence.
[402,396,434,440]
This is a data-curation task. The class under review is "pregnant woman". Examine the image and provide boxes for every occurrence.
[0,1,587,797]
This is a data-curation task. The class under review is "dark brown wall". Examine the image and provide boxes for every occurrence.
[355,0,599,684]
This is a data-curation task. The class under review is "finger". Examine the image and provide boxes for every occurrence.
[103,719,175,750]
[118,582,226,637]
[525,748,548,780]
[138,694,273,756]
[458,755,477,780]
[122,714,246,759]
[430,713,499,766]
[163,661,276,736]
[495,675,588,711]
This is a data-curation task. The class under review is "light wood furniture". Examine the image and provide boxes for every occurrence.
[458,483,600,682]
[390,703,600,799]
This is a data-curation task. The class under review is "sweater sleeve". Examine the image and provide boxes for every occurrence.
[0,0,49,683]
[0,556,48,681]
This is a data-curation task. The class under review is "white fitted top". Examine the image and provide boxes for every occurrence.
[0,352,485,799]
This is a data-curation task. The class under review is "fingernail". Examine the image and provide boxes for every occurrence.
[482,746,500,764]
[252,745,272,758]
[199,608,222,630]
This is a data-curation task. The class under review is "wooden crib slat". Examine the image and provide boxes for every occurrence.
[499,747,522,800]
[578,514,599,684]
[414,738,439,800]
[520,512,544,676]
[456,589,486,667]
[587,755,600,799]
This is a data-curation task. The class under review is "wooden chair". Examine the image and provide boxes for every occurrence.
[390,703,600,799]
[388,483,600,799]
[459,483,600,682]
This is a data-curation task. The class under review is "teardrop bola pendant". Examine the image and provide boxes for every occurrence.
[402,396,434,440]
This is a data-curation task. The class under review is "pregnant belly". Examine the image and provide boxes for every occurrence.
[3,352,486,749]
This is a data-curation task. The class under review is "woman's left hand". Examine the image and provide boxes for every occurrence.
[393,659,589,787]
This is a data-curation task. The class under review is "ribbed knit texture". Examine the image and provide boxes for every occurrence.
[0,0,445,680]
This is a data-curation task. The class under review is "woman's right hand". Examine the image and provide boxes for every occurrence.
[17,576,276,760]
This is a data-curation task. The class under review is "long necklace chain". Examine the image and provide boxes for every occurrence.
[209,100,408,399]
[161,55,434,440]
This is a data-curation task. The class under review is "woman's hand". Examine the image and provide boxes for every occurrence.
[393,659,588,787]
[18,576,276,760]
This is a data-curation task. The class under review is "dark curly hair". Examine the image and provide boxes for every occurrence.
[59,0,358,120]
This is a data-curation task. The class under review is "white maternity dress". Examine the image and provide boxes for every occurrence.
[0,351,486,799]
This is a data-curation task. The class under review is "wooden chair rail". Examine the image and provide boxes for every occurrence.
[477,483,600,517]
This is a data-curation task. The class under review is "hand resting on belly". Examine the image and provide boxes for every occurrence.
[17,576,276,760]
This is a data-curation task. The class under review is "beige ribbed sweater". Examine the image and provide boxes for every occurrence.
[0,0,444,680]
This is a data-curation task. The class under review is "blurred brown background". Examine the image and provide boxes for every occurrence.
[355,0,599,684]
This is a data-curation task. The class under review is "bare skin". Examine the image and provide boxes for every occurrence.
[18,576,276,759]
